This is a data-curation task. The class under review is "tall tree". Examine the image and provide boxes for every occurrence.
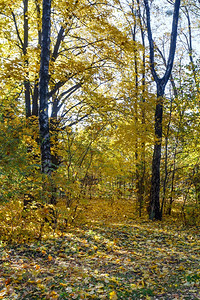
[39,0,52,175]
[23,0,31,118]
[144,0,181,220]
[182,5,199,92]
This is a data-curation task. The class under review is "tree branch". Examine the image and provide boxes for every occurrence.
[164,0,181,83]
[143,0,159,83]
[144,0,181,86]
[51,26,65,62]
[11,10,24,49]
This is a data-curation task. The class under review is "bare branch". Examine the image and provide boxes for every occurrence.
[51,26,65,62]
[11,11,24,49]
[144,0,181,86]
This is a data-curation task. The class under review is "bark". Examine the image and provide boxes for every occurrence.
[138,0,146,215]
[32,0,42,116]
[23,0,31,118]
[39,0,52,175]
[167,110,183,215]
[144,0,181,220]
[155,45,178,214]
[32,80,39,116]
[50,106,61,172]
[149,87,164,221]
[131,9,140,216]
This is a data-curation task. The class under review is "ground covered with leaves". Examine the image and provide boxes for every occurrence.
[0,217,200,300]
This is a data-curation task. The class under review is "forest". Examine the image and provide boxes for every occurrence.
[0,0,199,299]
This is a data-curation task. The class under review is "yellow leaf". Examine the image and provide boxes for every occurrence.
[109,290,118,300]
[130,283,137,290]
[17,275,23,281]
[151,265,157,269]
[60,282,67,287]
[37,283,45,290]
[48,255,53,261]
[35,264,40,270]
[49,291,59,299]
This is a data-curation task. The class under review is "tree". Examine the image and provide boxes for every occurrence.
[144,0,181,220]
[39,0,52,175]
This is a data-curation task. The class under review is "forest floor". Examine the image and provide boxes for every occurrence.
[0,199,200,299]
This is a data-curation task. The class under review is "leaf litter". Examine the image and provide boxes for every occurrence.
[0,220,199,299]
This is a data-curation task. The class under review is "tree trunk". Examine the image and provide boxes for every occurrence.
[149,85,164,220]
[23,0,31,118]
[131,13,140,216]
[184,7,199,93]
[32,81,39,116]
[39,0,52,175]
[144,0,181,220]
[138,0,146,215]
[155,44,178,215]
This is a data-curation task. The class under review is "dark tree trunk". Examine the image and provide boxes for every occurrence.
[131,10,141,216]
[155,44,178,215]
[149,85,164,220]
[32,81,39,116]
[32,0,42,117]
[137,0,146,214]
[39,0,52,175]
[23,0,31,118]
[144,0,181,220]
